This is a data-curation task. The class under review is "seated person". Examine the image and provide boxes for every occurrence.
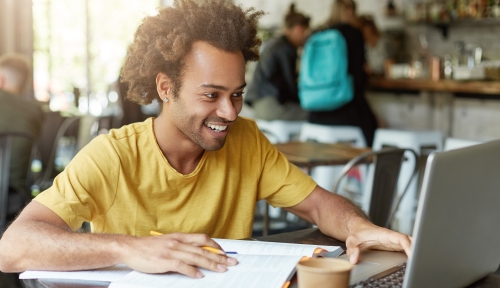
[0,0,410,279]
[245,4,310,121]
[0,53,44,220]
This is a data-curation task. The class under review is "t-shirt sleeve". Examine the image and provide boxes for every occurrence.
[34,135,120,231]
[254,126,317,208]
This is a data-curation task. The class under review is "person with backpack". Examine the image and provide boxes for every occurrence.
[300,0,378,146]
[245,4,310,121]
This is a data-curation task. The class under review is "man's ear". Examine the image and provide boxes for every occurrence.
[156,72,172,101]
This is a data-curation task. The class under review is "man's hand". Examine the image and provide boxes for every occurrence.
[285,186,412,264]
[345,219,412,264]
[0,202,238,276]
[121,233,238,278]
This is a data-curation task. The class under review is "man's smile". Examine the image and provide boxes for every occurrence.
[205,123,228,133]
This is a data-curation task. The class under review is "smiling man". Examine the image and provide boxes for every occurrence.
[0,0,410,279]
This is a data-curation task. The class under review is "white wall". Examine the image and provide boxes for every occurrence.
[234,0,333,28]
[235,0,405,30]
[237,0,500,141]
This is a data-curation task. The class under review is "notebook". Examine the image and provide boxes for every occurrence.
[21,240,341,288]
[346,139,500,287]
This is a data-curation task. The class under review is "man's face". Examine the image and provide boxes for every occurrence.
[163,41,246,151]
[293,25,310,47]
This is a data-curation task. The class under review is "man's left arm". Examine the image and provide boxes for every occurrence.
[285,186,412,263]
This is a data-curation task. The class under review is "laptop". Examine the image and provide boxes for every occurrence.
[345,139,500,287]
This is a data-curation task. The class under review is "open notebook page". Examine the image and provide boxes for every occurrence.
[214,239,340,256]
[109,254,302,288]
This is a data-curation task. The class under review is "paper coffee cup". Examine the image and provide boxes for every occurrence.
[296,258,354,288]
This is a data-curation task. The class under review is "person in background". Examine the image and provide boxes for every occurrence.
[307,0,379,146]
[0,52,41,288]
[245,4,310,121]
[358,15,385,76]
[0,0,411,278]
[0,53,44,221]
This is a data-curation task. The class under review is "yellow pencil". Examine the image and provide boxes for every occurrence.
[200,246,226,255]
[150,230,163,236]
[149,231,226,255]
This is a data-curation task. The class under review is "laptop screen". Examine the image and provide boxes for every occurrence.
[404,140,500,287]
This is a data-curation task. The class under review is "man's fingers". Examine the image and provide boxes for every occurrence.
[165,233,238,265]
[166,249,230,273]
[400,235,412,258]
[345,226,413,263]
[160,259,204,279]
[349,248,360,264]
[168,233,223,250]
[163,240,238,267]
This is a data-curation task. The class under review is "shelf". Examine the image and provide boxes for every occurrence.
[407,17,500,26]
[369,78,500,96]
[406,18,500,38]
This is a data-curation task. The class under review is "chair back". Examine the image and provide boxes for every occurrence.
[0,131,36,234]
[255,119,304,144]
[300,123,366,148]
[39,116,80,189]
[332,148,419,228]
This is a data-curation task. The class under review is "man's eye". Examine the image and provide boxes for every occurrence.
[232,91,244,97]
[205,93,217,98]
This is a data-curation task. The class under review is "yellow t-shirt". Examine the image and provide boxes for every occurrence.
[35,117,317,239]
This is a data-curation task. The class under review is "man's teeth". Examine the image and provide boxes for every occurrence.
[206,124,228,132]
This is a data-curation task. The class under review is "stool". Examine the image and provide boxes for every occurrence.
[300,123,367,202]
[366,129,443,235]
[255,119,304,143]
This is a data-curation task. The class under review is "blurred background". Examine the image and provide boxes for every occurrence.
[1,0,500,235]
[2,0,499,139]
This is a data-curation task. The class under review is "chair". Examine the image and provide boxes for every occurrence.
[0,131,37,234]
[36,116,81,192]
[255,119,304,144]
[370,129,442,234]
[300,123,366,147]
[332,147,419,228]
[299,123,367,199]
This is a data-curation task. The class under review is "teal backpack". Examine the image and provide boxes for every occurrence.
[298,29,353,111]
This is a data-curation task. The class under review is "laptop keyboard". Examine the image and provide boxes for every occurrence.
[350,262,407,288]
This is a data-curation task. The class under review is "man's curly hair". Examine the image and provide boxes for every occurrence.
[121,0,264,105]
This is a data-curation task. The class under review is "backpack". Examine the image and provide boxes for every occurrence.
[298,29,353,111]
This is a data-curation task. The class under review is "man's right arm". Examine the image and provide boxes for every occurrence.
[0,201,237,277]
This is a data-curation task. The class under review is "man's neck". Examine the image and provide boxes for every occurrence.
[153,116,205,175]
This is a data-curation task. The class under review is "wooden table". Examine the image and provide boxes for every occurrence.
[257,229,500,288]
[23,228,500,288]
[274,141,372,175]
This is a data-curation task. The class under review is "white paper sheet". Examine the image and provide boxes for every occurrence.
[109,254,302,288]
[214,238,340,256]
[19,264,132,282]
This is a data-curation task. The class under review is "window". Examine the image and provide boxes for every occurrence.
[33,0,160,115]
